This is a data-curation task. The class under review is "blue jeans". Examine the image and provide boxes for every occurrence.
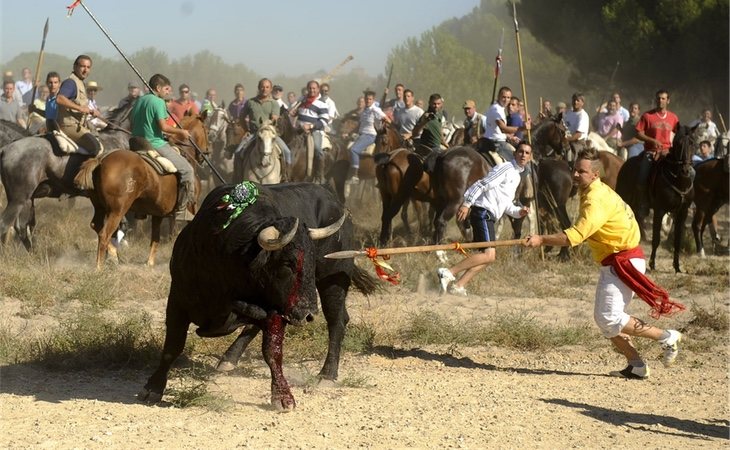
[350,133,376,168]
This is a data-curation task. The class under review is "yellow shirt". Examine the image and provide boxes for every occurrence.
[564,179,640,262]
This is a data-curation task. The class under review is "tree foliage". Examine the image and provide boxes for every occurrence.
[519,0,729,118]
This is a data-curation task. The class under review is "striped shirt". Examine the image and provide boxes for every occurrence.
[297,97,330,131]
[462,160,524,219]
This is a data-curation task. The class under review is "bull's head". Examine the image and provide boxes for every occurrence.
[256,217,318,325]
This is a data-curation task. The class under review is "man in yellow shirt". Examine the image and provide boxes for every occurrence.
[524,148,684,380]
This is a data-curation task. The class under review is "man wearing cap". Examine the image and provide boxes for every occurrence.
[117,82,141,110]
[168,83,199,121]
[462,99,485,145]
[56,55,103,155]
[272,85,287,114]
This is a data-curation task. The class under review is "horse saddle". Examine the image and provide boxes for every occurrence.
[44,130,80,154]
[128,136,178,175]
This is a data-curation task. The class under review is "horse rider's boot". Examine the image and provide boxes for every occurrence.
[280,159,290,182]
[635,185,650,218]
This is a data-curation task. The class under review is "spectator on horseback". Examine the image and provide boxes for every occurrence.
[689,109,720,150]
[201,88,218,115]
[290,80,330,176]
[524,147,683,380]
[506,96,525,145]
[27,71,61,132]
[0,79,26,127]
[168,83,199,122]
[395,89,424,144]
[412,93,446,153]
[537,99,553,122]
[437,142,532,296]
[476,86,530,164]
[130,73,195,214]
[228,83,246,121]
[693,140,714,165]
[382,83,406,119]
[117,81,141,110]
[564,92,590,156]
[319,83,339,121]
[348,89,391,184]
[55,55,103,155]
[635,89,680,216]
[555,101,567,117]
[232,78,291,166]
[15,67,34,106]
[597,99,624,152]
[620,102,644,158]
[272,84,287,114]
[461,99,484,145]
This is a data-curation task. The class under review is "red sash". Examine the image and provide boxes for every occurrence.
[601,247,685,319]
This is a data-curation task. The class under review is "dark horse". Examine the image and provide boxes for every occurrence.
[691,156,729,257]
[616,126,695,272]
[74,115,210,269]
[0,126,130,249]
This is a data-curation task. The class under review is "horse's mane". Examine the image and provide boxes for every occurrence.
[105,98,137,126]
[0,119,30,136]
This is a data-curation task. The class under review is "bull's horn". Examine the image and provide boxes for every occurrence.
[308,212,348,240]
[258,218,299,251]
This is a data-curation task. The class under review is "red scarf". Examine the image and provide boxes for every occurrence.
[300,95,318,109]
[601,247,685,319]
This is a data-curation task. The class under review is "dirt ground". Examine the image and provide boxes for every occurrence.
[0,199,729,449]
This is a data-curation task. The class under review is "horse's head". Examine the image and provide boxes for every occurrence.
[670,126,694,176]
[255,121,278,167]
[375,122,402,153]
[206,107,232,145]
[533,116,568,160]
[177,114,211,165]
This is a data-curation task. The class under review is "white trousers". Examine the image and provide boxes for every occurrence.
[593,258,646,338]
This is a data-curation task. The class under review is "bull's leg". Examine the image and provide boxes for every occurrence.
[147,216,162,267]
[649,208,664,271]
[400,198,413,235]
[316,274,350,380]
[673,206,689,273]
[261,314,295,411]
[217,325,260,372]
[139,305,190,403]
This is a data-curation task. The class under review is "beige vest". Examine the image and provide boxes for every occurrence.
[57,73,89,135]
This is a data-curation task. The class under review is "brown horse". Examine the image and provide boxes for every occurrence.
[692,157,729,257]
[75,115,210,268]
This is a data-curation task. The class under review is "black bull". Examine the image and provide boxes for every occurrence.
[139,183,377,410]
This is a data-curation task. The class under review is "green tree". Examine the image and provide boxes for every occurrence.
[519,0,729,120]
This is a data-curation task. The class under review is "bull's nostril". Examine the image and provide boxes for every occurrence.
[306,314,315,322]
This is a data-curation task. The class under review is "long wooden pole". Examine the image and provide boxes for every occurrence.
[512,2,530,144]
[490,28,504,105]
[324,238,526,259]
[26,18,49,131]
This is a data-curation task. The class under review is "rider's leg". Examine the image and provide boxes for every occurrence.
[636,151,653,217]
[156,143,195,212]
[349,133,377,179]
[77,132,103,156]
[275,136,292,165]
[234,134,255,159]
[496,141,515,162]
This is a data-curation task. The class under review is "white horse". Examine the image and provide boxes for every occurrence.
[236,122,281,184]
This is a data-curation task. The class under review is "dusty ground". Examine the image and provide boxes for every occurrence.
[0,199,729,449]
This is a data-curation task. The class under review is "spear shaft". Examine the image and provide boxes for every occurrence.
[324,238,526,259]
[490,28,504,105]
[512,2,531,144]
[27,18,49,131]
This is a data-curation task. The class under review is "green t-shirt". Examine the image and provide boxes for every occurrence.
[242,97,278,132]
[131,93,169,149]
[420,111,444,149]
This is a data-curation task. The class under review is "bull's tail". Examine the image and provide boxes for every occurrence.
[352,264,379,295]
[74,157,101,190]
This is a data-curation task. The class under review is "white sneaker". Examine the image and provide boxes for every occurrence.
[436,268,455,294]
[660,330,681,368]
[448,285,467,297]
[609,364,650,380]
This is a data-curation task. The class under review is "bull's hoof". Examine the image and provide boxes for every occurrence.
[272,395,296,412]
[317,378,337,388]
[216,360,237,372]
[137,387,163,403]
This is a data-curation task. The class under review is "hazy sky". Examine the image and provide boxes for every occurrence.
[1,0,480,77]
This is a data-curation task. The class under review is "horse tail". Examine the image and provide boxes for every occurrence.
[74,157,101,190]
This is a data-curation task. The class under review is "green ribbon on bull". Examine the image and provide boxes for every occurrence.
[218,181,259,229]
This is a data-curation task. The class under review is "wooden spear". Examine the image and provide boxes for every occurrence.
[512,2,530,144]
[27,18,49,131]
[324,238,527,259]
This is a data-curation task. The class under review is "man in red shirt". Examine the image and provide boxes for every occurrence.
[167,83,199,122]
[635,89,680,215]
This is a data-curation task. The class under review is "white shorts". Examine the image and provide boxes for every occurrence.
[593,258,646,338]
